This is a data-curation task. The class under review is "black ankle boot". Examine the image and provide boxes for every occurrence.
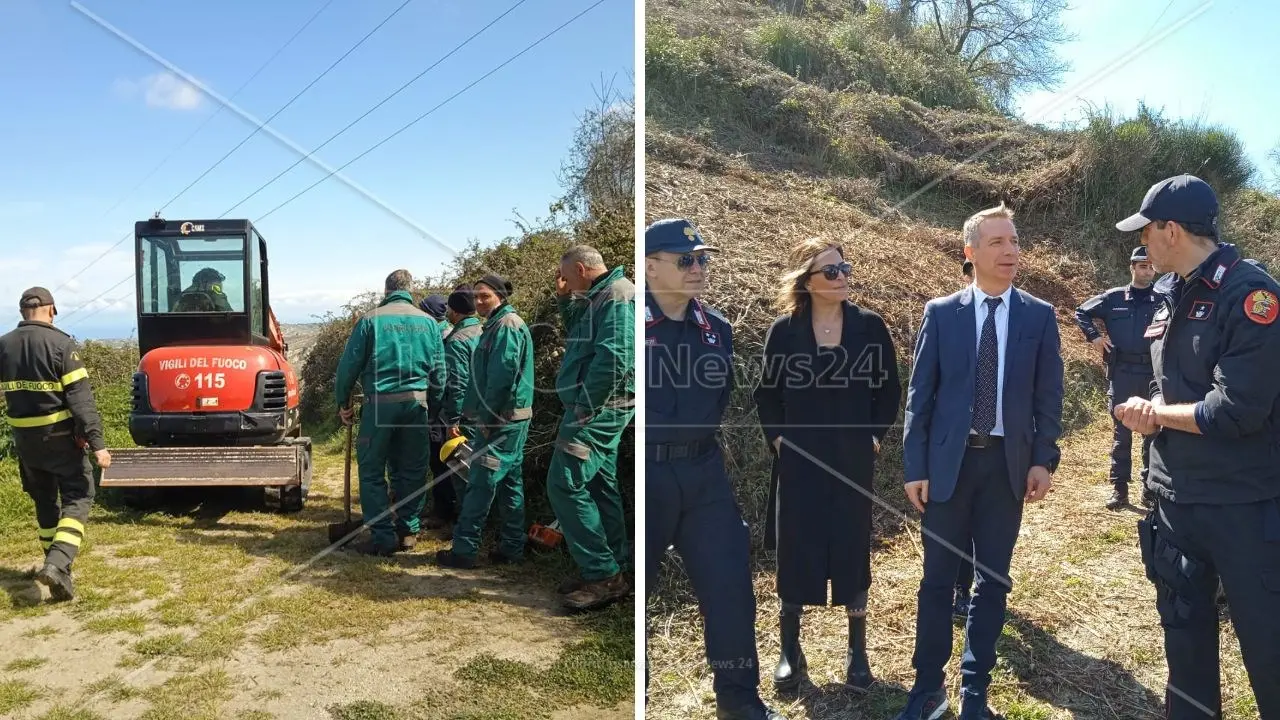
[772,608,806,693]
[845,615,873,690]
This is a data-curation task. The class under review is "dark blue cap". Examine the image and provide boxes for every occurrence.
[419,294,447,320]
[645,218,718,256]
[1130,246,1147,262]
[1116,174,1218,237]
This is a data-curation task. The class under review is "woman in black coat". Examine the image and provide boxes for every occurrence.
[753,238,901,693]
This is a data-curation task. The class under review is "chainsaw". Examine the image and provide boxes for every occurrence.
[528,519,563,550]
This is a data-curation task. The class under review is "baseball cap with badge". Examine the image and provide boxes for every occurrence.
[1130,246,1148,263]
[20,287,56,315]
[1115,174,1219,237]
[645,218,719,257]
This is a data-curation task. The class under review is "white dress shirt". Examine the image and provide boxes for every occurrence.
[970,282,1012,437]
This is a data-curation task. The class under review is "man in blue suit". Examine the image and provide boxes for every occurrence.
[895,203,1064,720]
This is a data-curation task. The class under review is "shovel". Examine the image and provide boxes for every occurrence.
[326,414,363,544]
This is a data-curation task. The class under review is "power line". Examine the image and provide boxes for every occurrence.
[60,0,609,334]
[52,0,340,296]
[219,0,532,218]
[58,274,135,328]
[53,0,411,301]
[166,0,416,214]
[257,0,610,223]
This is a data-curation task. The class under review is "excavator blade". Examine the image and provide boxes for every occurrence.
[99,446,304,487]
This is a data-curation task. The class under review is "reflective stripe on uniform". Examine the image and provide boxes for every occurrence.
[52,517,85,548]
[6,409,73,427]
[38,527,55,550]
[0,380,63,392]
[61,368,88,386]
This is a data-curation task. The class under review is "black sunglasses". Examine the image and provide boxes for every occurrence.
[808,262,852,281]
[669,253,710,271]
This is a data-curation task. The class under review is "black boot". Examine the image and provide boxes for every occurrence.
[845,615,873,690]
[1106,483,1128,510]
[772,607,806,693]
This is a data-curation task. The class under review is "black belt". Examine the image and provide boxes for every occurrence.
[646,436,716,463]
[966,434,1003,449]
[1112,351,1151,365]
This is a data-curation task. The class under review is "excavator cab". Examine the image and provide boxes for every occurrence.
[99,216,310,512]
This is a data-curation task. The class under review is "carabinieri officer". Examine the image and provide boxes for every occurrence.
[1073,245,1160,510]
[1113,174,1280,719]
[644,218,784,720]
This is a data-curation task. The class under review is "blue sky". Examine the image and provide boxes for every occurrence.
[0,0,633,339]
[1015,0,1276,185]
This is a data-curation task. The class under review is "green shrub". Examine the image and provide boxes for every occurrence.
[1076,103,1254,234]
[646,20,733,123]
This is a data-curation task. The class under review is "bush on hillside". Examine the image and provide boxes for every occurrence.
[1074,103,1253,228]
[1222,188,1280,267]
[748,13,987,111]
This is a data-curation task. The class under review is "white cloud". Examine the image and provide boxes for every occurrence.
[114,72,204,111]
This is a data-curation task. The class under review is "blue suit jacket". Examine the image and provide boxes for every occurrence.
[903,285,1064,502]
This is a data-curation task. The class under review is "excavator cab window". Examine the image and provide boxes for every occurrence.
[139,235,247,315]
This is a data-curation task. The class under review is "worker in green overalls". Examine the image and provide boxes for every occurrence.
[437,274,534,569]
[549,246,635,610]
[335,270,446,556]
[431,286,483,538]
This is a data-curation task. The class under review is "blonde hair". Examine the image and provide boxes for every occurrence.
[775,237,844,316]
[962,202,1015,248]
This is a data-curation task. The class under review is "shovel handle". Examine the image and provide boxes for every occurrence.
[343,410,353,522]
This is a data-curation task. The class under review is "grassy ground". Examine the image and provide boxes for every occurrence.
[0,427,634,720]
[644,415,1257,720]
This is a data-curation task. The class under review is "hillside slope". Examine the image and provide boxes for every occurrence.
[644,1,1267,718]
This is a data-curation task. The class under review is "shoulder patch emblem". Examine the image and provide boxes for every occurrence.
[1188,301,1214,321]
[1244,290,1279,325]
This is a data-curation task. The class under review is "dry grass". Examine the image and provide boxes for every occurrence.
[646,416,1256,719]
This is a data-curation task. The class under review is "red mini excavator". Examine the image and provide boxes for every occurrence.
[99,215,312,511]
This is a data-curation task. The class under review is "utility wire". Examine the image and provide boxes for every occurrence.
[52,0,340,295]
[169,0,416,215]
[256,0,609,223]
[62,0,608,333]
[59,274,135,328]
[219,0,532,218]
[53,0,411,302]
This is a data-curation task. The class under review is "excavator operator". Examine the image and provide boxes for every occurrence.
[175,267,233,312]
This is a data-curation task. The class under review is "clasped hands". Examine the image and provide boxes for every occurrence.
[1113,395,1162,435]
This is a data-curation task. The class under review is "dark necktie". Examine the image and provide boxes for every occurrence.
[973,296,1002,436]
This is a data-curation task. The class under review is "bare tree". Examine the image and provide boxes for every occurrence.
[917,0,1073,106]
[553,73,635,222]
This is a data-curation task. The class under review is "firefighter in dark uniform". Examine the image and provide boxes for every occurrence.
[1073,246,1160,510]
[0,287,111,603]
[1113,175,1280,719]
[645,218,784,720]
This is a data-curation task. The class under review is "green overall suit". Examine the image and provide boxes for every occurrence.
[440,316,483,513]
[452,302,535,561]
[548,267,636,581]
[335,290,445,551]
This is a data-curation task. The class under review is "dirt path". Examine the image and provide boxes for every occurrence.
[644,419,1258,720]
[0,449,634,720]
